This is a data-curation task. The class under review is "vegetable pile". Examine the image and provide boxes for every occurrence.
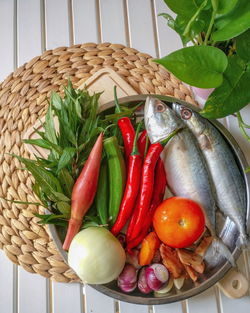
[14,83,213,294]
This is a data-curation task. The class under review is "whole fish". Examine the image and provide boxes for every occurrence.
[144,96,235,265]
[172,102,248,246]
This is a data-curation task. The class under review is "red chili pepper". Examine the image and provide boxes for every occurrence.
[114,86,135,163]
[137,130,147,157]
[126,143,163,241]
[126,158,166,251]
[127,128,181,241]
[117,118,135,162]
[111,124,142,236]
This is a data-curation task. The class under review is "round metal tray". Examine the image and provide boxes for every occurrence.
[48,95,250,305]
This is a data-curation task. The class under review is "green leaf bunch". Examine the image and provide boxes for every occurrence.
[17,81,107,222]
[156,0,250,118]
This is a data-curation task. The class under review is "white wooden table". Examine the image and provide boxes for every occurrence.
[0,1,249,313]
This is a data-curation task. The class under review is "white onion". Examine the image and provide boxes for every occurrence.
[68,227,126,284]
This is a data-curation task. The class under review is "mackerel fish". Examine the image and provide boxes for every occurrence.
[172,103,248,247]
[144,96,235,265]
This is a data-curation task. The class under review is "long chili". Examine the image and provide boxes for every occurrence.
[137,130,147,157]
[104,136,126,226]
[127,128,181,241]
[126,158,167,251]
[111,124,142,236]
[114,86,135,163]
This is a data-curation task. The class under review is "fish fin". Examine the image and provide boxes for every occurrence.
[205,238,236,267]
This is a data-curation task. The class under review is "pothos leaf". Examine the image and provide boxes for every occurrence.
[201,56,250,118]
[155,46,228,88]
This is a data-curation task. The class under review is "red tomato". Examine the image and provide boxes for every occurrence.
[153,197,205,248]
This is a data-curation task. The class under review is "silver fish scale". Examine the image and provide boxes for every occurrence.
[186,114,247,242]
[163,128,217,230]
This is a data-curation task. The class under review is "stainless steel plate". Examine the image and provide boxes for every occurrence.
[48,95,250,305]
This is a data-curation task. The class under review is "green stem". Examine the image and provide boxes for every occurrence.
[236,112,250,142]
[204,10,216,45]
[114,86,121,113]
[183,0,208,38]
[131,122,142,155]
[160,127,183,146]
[237,112,250,129]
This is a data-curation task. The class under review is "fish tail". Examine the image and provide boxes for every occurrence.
[237,234,250,250]
[207,238,236,267]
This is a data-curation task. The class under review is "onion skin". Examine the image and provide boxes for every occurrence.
[126,249,141,269]
[138,267,152,294]
[145,264,169,291]
[118,264,137,293]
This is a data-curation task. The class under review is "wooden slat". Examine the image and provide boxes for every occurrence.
[0,250,17,313]
[17,0,42,65]
[126,0,157,57]
[187,287,219,313]
[119,302,149,313]
[99,0,127,45]
[154,301,183,313]
[0,0,14,81]
[45,0,70,49]
[72,0,99,44]
[18,267,49,313]
[51,282,83,313]
[218,253,250,313]
[154,0,182,57]
[84,285,115,313]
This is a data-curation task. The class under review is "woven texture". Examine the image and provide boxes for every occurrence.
[0,42,195,283]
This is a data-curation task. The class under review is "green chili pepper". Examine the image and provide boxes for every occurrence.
[95,160,109,225]
[104,136,126,226]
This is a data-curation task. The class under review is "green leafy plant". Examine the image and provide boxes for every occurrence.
[8,81,141,228]
[156,0,250,119]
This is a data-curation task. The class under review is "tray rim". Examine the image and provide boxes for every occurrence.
[48,94,250,305]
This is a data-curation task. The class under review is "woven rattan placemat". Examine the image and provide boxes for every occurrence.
[0,42,195,283]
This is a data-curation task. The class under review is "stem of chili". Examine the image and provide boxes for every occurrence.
[127,128,181,241]
[111,123,143,236]
[114,86,135,163]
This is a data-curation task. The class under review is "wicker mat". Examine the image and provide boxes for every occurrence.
[0,42,195,283]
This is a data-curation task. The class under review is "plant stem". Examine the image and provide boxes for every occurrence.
[236,112,250,142]
[183,0,208,38]
[204,10,216,45]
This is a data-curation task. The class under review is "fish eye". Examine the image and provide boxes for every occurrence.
[181,107,192,120]
[155,102,166,113]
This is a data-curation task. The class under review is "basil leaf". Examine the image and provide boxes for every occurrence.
[44,104,57,145]
[217,0,238,14]
[236,29,250,62]
[23,138,62,156]
[52,192,70,202]
[17,156,63,196]
[51,92,62,110]
[57,147,76,173]
[212,0,250,41]
[58,168,74,197]
[155,46,228,88]
[201,56,250,118]
[56,201,71,216]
